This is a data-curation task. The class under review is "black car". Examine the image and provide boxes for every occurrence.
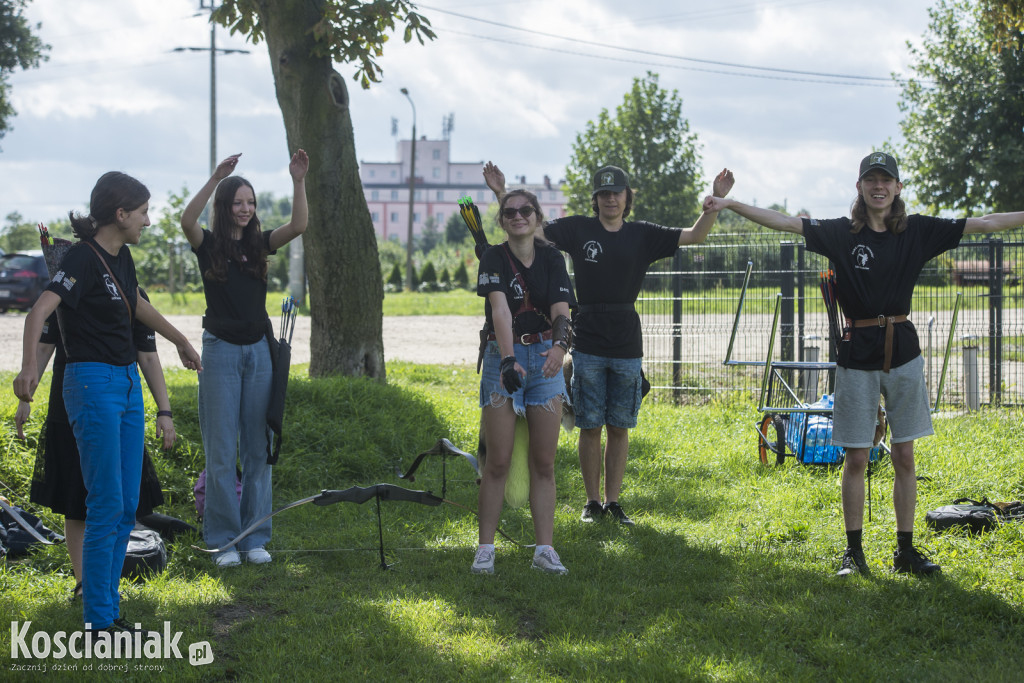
[0,252,49,312]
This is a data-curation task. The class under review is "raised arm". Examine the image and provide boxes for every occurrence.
[964,211,1024,235]
[268,149,310,251]
[136,350,176,450]
[702,196,804,235]
[483,162,506,201]
[135,295,202,372]
[180,153,243,249]
[678,168,735,246]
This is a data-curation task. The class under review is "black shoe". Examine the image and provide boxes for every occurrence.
[603,501,635,526]
[836,547,870,577]
[893,545,942,575]
[580,500,605,522]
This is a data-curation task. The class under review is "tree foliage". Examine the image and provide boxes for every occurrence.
[564,72,703,226]
[0,0,49,141]
[981,0,1024,51]
[897,0,1024,215]
[210,0,436,379]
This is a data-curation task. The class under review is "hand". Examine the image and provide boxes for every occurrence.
[499,355,523,392]
[712,168,734,198]
[539,344,566,378]
[155,415,176,450]
[290,149,309,181]
[703,195,730,213]
[13,369,38,404]
[15,401,31,440]
[483,162,505,198]
[214,154,242,181]
[177,342,202,372]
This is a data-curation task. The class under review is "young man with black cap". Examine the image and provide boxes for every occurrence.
[703,151,1024,576]
[485,162,734,525]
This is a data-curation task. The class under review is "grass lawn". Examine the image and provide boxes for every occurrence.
[141,290,480,318]
[1,363,1022,681]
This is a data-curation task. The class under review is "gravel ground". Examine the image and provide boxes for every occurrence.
[0,314,484,372]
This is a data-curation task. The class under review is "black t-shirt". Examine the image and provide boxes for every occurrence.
[41,290,156,369]
[477,242,576,334]
[544,215,681,358]
[193,229,275,344]
[46,239,139,366]
[803,214,965,370]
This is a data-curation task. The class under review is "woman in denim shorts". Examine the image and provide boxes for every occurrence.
[472,189,576,575]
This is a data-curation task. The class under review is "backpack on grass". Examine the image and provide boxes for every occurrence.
[925,497,1024,534]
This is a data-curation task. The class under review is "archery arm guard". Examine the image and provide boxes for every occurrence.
[552,315,573,352]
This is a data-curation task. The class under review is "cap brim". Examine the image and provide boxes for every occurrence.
[592,185,626,195]
[859,167,898,180]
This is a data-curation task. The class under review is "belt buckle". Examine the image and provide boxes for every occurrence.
[877,315,887,327]
[520,333,533,345]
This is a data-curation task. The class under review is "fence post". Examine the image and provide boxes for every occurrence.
[780,242,796,364]
[963,335,980,412]
[988,238,1003,407]
[672,250,683,402]
[797,243,806,361]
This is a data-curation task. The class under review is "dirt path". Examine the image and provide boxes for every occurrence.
[0,314,484,371]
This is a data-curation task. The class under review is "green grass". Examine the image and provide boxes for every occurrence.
[141,290,480,317]
[1,364,1022,680]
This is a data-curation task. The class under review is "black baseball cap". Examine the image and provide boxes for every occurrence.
[592,165,629,195]
[859,152,900,181]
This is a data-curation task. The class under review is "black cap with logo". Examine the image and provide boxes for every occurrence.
[592,166,629,195]
[859,152,900,181]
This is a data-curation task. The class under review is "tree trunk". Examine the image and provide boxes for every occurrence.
[255,0,385,380]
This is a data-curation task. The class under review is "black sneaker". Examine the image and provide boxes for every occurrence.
[580,500,605,522]
[836,547,870,577]
[603,501,635,526]
[892,545,942,575]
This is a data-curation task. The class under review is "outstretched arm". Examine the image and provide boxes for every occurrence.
[135,296,202,372]
[483,162,506,201]
[678,168,735,246]
[702,196,804,235]
[964,211,1024,235]
[180,153,243,249]
[269,149,310,251]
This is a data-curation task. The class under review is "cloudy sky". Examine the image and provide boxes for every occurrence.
[2,0,938,228]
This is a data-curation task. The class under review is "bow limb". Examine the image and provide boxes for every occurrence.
[193,493,321,554]
[395,438,480,481]
[315,484,443,507]
[0,498,62,546]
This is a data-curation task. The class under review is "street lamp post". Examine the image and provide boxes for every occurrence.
[401,87,417,292]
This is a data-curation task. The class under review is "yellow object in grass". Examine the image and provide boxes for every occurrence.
[504,416,531,507]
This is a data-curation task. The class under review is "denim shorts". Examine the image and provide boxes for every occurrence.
[569,350,643,430]
[479,340,568,416]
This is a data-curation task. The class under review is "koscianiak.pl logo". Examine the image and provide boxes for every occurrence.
[9,621,214,673]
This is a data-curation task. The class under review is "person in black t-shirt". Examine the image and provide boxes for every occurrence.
[704,151,1024,577]
[14,172,200,635]
[485,162,734,526]
[180,150,308,568]
[472,189,576,576]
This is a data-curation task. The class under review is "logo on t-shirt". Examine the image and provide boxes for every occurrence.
[583,240,603,263]
[103,274,121,300]
[510,280,525,300]
[851,244,874,271]
[479,272,500,286]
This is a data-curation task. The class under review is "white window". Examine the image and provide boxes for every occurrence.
[371,212,379,222]
[436,190,444,201]
[432,168,441,179]
[370,190,379,200]
[391,190,398,200]
[369,170,375,178]
[436,212,444,223]
[413,212,420,222]
[432,149,441,160]
[390,212,398,222]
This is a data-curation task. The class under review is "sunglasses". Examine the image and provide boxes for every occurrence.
[501,205,536,220]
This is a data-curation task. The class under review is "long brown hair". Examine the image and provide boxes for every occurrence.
[850,193,908,234]
[205,176,268,282]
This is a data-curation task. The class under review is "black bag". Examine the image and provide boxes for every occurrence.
[121,525,167,582]
[265,318,291,465]
[0,500,63,557]
[923,497,1024,534]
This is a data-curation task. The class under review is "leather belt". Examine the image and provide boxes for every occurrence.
[486,329,552,345]
[851,314,909,373]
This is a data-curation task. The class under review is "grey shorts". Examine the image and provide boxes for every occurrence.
[832,355,932,448]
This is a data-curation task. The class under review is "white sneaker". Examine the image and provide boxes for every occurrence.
[471,546,495,574]
[214,550,241,567]
[246,547,272,564]
[531,547,568,575]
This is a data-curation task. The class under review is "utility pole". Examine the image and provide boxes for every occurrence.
[401,88,417,292]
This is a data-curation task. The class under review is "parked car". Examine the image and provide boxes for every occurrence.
[0,251,49,312]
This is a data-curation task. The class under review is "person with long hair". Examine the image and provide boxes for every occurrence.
[703,151,1024,576]
[180,150,308,567]
[16,292,175,602]
[472,189,576,575]
[485,163,734,526]
[13,172,201,635]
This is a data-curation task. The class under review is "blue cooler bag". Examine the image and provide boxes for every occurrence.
[785,395,883,465]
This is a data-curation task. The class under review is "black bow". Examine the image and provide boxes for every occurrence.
[395,438,480,498]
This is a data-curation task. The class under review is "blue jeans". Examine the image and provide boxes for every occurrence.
[199,331,273,553]
[570,351,643,429]
[63,362,144,629]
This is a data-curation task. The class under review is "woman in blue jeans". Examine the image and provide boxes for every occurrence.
[180,150,308,567]
[14,172,200,634]
[472,189,575,576]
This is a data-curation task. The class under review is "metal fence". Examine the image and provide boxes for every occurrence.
[625,229,1024,409]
